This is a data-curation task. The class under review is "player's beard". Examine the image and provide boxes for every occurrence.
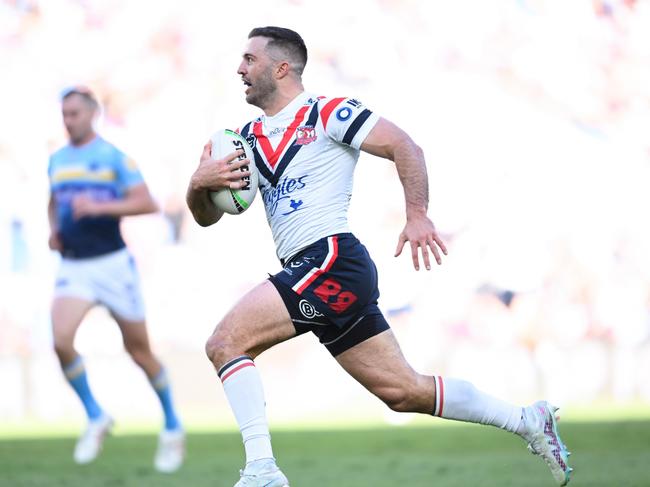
[67,126,93,146]
[246,67,278,110]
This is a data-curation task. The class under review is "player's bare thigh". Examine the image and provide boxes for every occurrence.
[51,296,94,363]
[335,329,435,414]
[205,280,296,369]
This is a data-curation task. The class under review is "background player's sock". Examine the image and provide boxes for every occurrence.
[218,355,274,463]
[63,355,103,421]
[150,367,181,431]
[432,376,523,433]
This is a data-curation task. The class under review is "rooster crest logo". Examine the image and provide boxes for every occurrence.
[295,126,317,145]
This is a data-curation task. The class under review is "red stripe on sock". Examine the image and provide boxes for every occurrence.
[437,376,445,417]
[220,362,255,383]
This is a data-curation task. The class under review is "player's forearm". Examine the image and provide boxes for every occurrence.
[360,118,429,218]
[48,196,58,232]
[97,194,158,217]
[393,141,429,219]
[186,177,223,227]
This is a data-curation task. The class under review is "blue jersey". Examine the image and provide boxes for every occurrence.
[48,136,144,258]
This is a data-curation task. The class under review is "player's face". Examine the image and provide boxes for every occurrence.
[238,37,278,109]
[61,94,96,145]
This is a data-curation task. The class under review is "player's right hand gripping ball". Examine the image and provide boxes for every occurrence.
[209,129,258,214]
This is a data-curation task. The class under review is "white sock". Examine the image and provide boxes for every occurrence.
[432,376,524,433]
[218,356,274,463]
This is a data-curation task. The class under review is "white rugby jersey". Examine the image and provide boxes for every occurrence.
[236,92,380,262]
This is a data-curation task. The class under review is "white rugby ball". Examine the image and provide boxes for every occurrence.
[209,129,258,214]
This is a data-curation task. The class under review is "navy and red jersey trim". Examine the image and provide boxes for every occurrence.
[342,108,373,145]
[320,97,347,130]
[254,105,311,168]
[239,96,373,188]
[242,102,320,187]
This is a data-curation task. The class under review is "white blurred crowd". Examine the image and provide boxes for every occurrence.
[0,0,648,425]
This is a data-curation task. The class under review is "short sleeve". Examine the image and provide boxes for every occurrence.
[319,97,380,149]
[113,149,144,188]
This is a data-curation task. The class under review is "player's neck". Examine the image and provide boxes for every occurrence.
[262,85,304,117]
[70,131,97,147]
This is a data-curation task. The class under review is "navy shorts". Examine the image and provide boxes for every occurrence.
[269,233,390,356]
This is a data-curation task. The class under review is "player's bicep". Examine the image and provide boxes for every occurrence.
[360,117,410,161]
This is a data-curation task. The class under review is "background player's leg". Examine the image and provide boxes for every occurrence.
[205,280,294,484]
[52,296,103,421]
[116,315,185,473]
[115,316,181,431]
[52,296,113,464]
[336,329,523,431]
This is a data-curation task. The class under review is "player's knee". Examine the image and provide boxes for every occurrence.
[205,331,233,368]
[52,335,74,361]
[377,385,419,413]
[126,346,151,368]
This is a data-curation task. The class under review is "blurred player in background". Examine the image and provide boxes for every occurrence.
[48,86,184,472]
[187,27,572,486]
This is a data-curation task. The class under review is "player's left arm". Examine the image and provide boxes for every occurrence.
[72,152,158,219]
[360,117,447,270]
[72,182,159,219]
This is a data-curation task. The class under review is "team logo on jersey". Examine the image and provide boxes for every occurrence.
[281,199,304,216]
[295,125,317,145]
[261,175,307,217]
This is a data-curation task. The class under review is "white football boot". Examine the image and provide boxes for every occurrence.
[234,458,289,487]
[73,414,114,464]
[520,401,573,486]
[154,428,185,473]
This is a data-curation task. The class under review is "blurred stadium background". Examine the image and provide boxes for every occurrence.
[1,0,649,481]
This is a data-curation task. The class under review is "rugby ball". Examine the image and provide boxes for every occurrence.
[209,129,258,214]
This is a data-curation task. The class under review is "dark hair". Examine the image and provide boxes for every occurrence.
[248,26,308,76]
[60,86,99,110]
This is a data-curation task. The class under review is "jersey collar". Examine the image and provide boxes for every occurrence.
[264,91,314,124]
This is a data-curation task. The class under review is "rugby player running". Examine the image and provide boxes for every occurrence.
[186,27,572,487]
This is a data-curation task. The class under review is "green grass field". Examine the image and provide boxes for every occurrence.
[1,420,649,487]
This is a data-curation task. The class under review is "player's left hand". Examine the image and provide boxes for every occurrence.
[72,195,101,219]
[395,214,447,271]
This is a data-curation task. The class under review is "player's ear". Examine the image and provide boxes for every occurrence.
[275,61,291,79]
